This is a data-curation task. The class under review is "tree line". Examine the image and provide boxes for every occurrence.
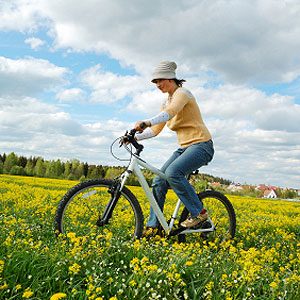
[1,152,298,199]
[0,152,157,186]
[0,152,232,188]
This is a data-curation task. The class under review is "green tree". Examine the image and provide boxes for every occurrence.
[74,162,85,180]
[3,152,18,173]
[0,160,3,174]
[18,156,27,168]
[34,158,46,177]
[64,161,72,178]
[105,167,123,179]
[87,165,106,179]
[0,153,6,164]
[10,165,26,176]
[24,159,35,176]
[45,159,64,178]
[69,160,84,180]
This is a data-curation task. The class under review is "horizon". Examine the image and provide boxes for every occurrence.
[1,150,298,191]
[0,1,299,189]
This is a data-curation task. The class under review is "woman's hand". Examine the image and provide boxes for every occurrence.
[134,121,151,132]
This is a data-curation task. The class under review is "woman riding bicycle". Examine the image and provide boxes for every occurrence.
[134,61,214,235]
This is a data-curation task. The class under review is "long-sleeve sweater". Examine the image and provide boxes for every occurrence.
[151,87,212,148]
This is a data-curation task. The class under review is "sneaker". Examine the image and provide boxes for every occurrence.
[180,209,208,228]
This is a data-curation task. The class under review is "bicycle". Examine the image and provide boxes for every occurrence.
[55,129,236,243]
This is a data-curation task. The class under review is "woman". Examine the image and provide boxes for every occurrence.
[134,61,214,235]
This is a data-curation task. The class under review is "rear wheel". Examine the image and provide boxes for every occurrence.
[55,179,144,240]
[178,190,236,243]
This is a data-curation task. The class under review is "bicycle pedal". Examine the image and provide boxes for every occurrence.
[201,220,212,229]
[190,223,203,230]
[189,220,212,231]
[169,227,186,237]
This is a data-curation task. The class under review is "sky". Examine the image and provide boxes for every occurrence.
[0,0,300,189]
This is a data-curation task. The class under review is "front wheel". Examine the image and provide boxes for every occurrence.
[178,190,236,243]
[55,179,144,240]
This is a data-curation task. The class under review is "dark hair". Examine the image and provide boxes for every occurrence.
[173,78,186,87]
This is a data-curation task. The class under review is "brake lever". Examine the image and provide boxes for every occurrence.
[119,131,129,147]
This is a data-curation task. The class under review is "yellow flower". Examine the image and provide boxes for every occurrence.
[129,280,137,287]
[269,281,278,289]
[0,282,8,290]
[0,260,5,275]
[50,293,67,300]
[185,260,193,266]
[221,274,228,281]
[130,257,139,266]
[69,262,81,274]
[22,288,34,298]
[107,277,113,284]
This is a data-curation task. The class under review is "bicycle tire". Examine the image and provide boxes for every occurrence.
[178,190,236,243]
[55,179,144,239]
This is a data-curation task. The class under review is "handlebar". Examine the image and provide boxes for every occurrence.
[121,128,144,156]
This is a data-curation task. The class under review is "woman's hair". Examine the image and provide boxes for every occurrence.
[174,78,186,87]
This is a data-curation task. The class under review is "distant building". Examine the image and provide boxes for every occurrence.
[210,182,221,188]
[227,183,243,192]
[263,189,277,199]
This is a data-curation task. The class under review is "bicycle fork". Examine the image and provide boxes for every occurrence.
[96,179,121,227]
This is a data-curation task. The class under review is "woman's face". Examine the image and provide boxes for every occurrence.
[153,79,171,93]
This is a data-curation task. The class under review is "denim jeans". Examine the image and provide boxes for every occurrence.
[147,140,214,228]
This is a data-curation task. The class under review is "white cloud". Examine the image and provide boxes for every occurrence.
[0,96,128,163]
[24,37,45,50]
[193,84,300,133]
[29,0,300,84]
[0,98,84,135]
[1,1,300,84]
[0,0,45,31]
[126,90,164,116]
[80,65,146,103]
[56,88,86,102]
[0,56,68,96]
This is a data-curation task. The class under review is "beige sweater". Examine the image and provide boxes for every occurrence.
[151,87,211,147]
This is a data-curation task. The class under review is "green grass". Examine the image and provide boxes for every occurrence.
[0,174,300,299]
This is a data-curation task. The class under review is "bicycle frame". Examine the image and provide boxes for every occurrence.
[119,147,215,235]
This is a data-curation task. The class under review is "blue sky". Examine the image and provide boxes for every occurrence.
[0,0,300,188]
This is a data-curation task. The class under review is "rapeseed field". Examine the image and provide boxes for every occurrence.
[0,174,299,299]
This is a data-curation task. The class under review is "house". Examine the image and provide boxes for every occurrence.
[210,182,221,188]
[263,189,277,199]
[256,184,268,192]
[227,183,244,192]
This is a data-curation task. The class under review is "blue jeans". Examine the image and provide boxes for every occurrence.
[147,140,214,228]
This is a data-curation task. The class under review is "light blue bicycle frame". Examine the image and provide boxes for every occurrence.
[119,148,214,235]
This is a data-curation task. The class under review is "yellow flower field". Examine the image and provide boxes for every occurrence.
[0,174,299,299]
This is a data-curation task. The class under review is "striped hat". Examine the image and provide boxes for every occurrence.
[151,61,177,82]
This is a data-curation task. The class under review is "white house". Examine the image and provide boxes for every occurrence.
[263,189,277,199]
